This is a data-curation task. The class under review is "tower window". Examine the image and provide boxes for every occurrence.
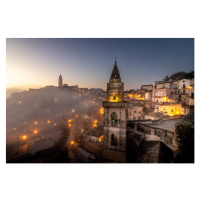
[113,93,116,100]
[111,112,117,126]
[111,134,118,145]
[114,73,117,78]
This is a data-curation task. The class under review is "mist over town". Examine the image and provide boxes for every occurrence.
[6,38,194,163]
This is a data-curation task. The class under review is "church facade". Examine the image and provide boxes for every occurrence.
[103,60,127,162]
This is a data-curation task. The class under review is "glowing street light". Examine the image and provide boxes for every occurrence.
[34,130,38,134]
[71,141,74,145]
[22,135,27,140]
[47,120,51,124]
[34,121,38,125]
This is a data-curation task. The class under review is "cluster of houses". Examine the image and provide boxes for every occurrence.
[125,78,194,121]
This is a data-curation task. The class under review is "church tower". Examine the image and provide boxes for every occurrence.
[58,74,63,87]
[103,60,127,162]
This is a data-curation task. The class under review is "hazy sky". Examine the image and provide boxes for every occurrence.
[6,38,194,90]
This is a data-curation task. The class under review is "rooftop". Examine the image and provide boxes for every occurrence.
[79,142,103,157]
[148,118,181,132]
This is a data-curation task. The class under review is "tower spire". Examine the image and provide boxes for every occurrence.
[110,59,121,80]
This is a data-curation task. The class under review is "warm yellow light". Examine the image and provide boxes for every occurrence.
[22,135,27,140]
[128,94,132,98]
[68,124,71,127]
[176,111,179,114]
[72,110,75,112]
[94,120,98,123]
[85,116,88,118]
[34,130,38,134]
[71,141,74,145]
[99,135,103,142]
[68,119,72,123]
[34,121,38,125]
[76,115,78,118]
[54,123,57,126]
[47,120,51,124]
[93,124,97,127]
[100,108,104,115]
[135,94,141,99]
[54,98,58,101]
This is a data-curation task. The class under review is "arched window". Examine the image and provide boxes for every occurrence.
[111,134,118,145]
[113,93,116,100]
[114,73,117,78]
[111,112,117,126]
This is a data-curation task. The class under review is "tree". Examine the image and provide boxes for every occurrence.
[162,75,169,81]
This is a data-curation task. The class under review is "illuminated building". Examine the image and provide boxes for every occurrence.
[58,74,63,87]
[152,88,175,103]
[157,103,182,116]
[102,59,127,162]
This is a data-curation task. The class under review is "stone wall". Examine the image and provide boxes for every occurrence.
[136,123,174,149]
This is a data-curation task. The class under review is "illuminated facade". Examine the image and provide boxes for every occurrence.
[158,103,182,116]
[58,74,63,87]
[103,60,127,162]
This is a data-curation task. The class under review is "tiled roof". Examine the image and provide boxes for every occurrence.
[79,142,103,157]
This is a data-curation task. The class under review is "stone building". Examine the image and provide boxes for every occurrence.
[155,103,182,116]
[127,103,144,120]
[152,88,175,103]
[102,60,127,162]
[58,74,63,87]
[141,84,153,90]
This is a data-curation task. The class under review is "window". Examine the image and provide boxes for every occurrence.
[134,111,136,113]
[111,112,117,126]
[114,73,117,78]
[111,134,118,145]
[171,110,173,112]
[113,93,116,100]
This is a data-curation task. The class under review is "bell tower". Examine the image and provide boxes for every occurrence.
[58,74,63,87]
[102,59,127,162]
